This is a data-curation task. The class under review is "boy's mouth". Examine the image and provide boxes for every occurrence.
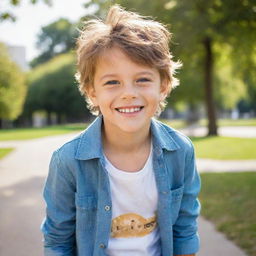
[115,106,144,113]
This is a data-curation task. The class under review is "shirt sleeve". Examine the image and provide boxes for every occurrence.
[41,150,76,256]
[173,141,201,255]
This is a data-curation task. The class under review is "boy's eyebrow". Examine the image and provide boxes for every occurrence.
[99,71,155,82]
[99,74,117,82]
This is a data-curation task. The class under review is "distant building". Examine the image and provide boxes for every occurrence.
[7,44,29,71]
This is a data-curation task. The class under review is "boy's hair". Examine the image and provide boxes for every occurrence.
[75,5,181,116]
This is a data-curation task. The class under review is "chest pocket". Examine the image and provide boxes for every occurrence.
[75,193,97,230]
[170,186,183,224]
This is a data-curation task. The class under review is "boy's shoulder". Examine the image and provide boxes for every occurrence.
[53,117,103,164]
[53,132,84,165]
[153,119,194,152]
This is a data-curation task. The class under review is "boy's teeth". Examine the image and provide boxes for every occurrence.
[117,107,141,113]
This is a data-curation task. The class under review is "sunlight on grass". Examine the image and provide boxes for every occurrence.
[191,136,256,160]
[200,118,256,127]
[0,148,14,159]
[0,123,87,141]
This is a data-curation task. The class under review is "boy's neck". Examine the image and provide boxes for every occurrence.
[102,122,151,154]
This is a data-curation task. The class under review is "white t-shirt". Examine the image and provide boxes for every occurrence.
[104,145,161,256]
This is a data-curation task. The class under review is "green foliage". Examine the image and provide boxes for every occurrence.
[0,43,27,120]
[213,43,247,110]
[200,172,256,256]
[25,52,89,121]
[163,0,256,112]
[30,18,78,67]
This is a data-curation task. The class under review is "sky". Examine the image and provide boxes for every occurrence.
[0,0,93,62]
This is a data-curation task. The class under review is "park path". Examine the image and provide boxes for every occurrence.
[0,126,255,256]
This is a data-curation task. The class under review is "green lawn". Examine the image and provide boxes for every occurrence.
[200,172,256,256]
[191,136,256,160]
[0,123,87,141]
[161,119,187,130]
[200,118,256,127]
[0,148,14,159]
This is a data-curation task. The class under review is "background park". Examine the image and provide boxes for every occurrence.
[0,0,256,255]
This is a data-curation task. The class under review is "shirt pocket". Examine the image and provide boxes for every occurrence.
[170,186,184,224]
[75,193,97,231]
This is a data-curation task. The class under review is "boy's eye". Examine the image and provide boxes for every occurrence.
[104,80,120,85]
[137,77,151,83]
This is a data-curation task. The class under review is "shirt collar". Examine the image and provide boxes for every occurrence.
[150,117,180,152]
[75,115,179,161]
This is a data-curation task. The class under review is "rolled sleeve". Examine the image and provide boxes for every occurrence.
[41,150,76,256]
[173,141,201,255]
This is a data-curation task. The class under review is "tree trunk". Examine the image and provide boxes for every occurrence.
[203,37,218,136]
[46,111,51,125]
[57,113,62,124]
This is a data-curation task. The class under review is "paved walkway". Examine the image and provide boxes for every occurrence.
[0,128,254,255]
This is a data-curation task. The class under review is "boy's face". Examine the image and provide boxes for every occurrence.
[88,47,167,135]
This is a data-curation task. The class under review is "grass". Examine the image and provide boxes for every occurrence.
[161,119,187,130]
[0,123,87,141]
[191,136,256,160]
[200,118,256,127]
[0,148,14,159]
[200,172,256,256]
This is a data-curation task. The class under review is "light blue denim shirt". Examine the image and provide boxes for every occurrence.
[41,116,201,256]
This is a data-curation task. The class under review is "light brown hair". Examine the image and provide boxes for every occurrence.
[75,4,181,115]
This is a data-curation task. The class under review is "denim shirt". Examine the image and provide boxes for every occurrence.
[41,116,201,256]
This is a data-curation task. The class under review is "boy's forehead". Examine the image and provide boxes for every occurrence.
[97,47,129,64]
[95,46,155,72]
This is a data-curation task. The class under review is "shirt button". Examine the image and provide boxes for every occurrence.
[99,243,106,248]
[105,205,111,211]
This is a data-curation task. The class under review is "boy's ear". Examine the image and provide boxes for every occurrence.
[160,79,169,100]
[86,86,98,106]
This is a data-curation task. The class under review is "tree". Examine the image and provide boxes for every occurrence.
[0,0,52,22]
[165,0,256,135]
[25,52,90,124]
[30,18,78,67]
[0,43,27,126]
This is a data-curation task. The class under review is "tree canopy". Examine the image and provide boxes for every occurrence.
[30,18,78,67]
[0,43,27,120]
[25,52,90,123]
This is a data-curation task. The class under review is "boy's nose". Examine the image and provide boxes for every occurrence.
[121,84,138,99]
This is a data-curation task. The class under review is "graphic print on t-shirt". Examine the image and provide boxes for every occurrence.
[111,213,157,238]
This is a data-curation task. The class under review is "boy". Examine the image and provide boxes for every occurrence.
[41,5,200,256]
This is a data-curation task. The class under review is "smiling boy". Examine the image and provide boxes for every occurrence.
[41,5,201,256]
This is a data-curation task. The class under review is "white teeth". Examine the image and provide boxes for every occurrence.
[117,107,141,113]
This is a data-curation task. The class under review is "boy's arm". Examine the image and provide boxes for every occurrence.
[173,141,201,255]
[41,150,76,256]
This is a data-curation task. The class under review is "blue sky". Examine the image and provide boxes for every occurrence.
[0,0,94,61]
